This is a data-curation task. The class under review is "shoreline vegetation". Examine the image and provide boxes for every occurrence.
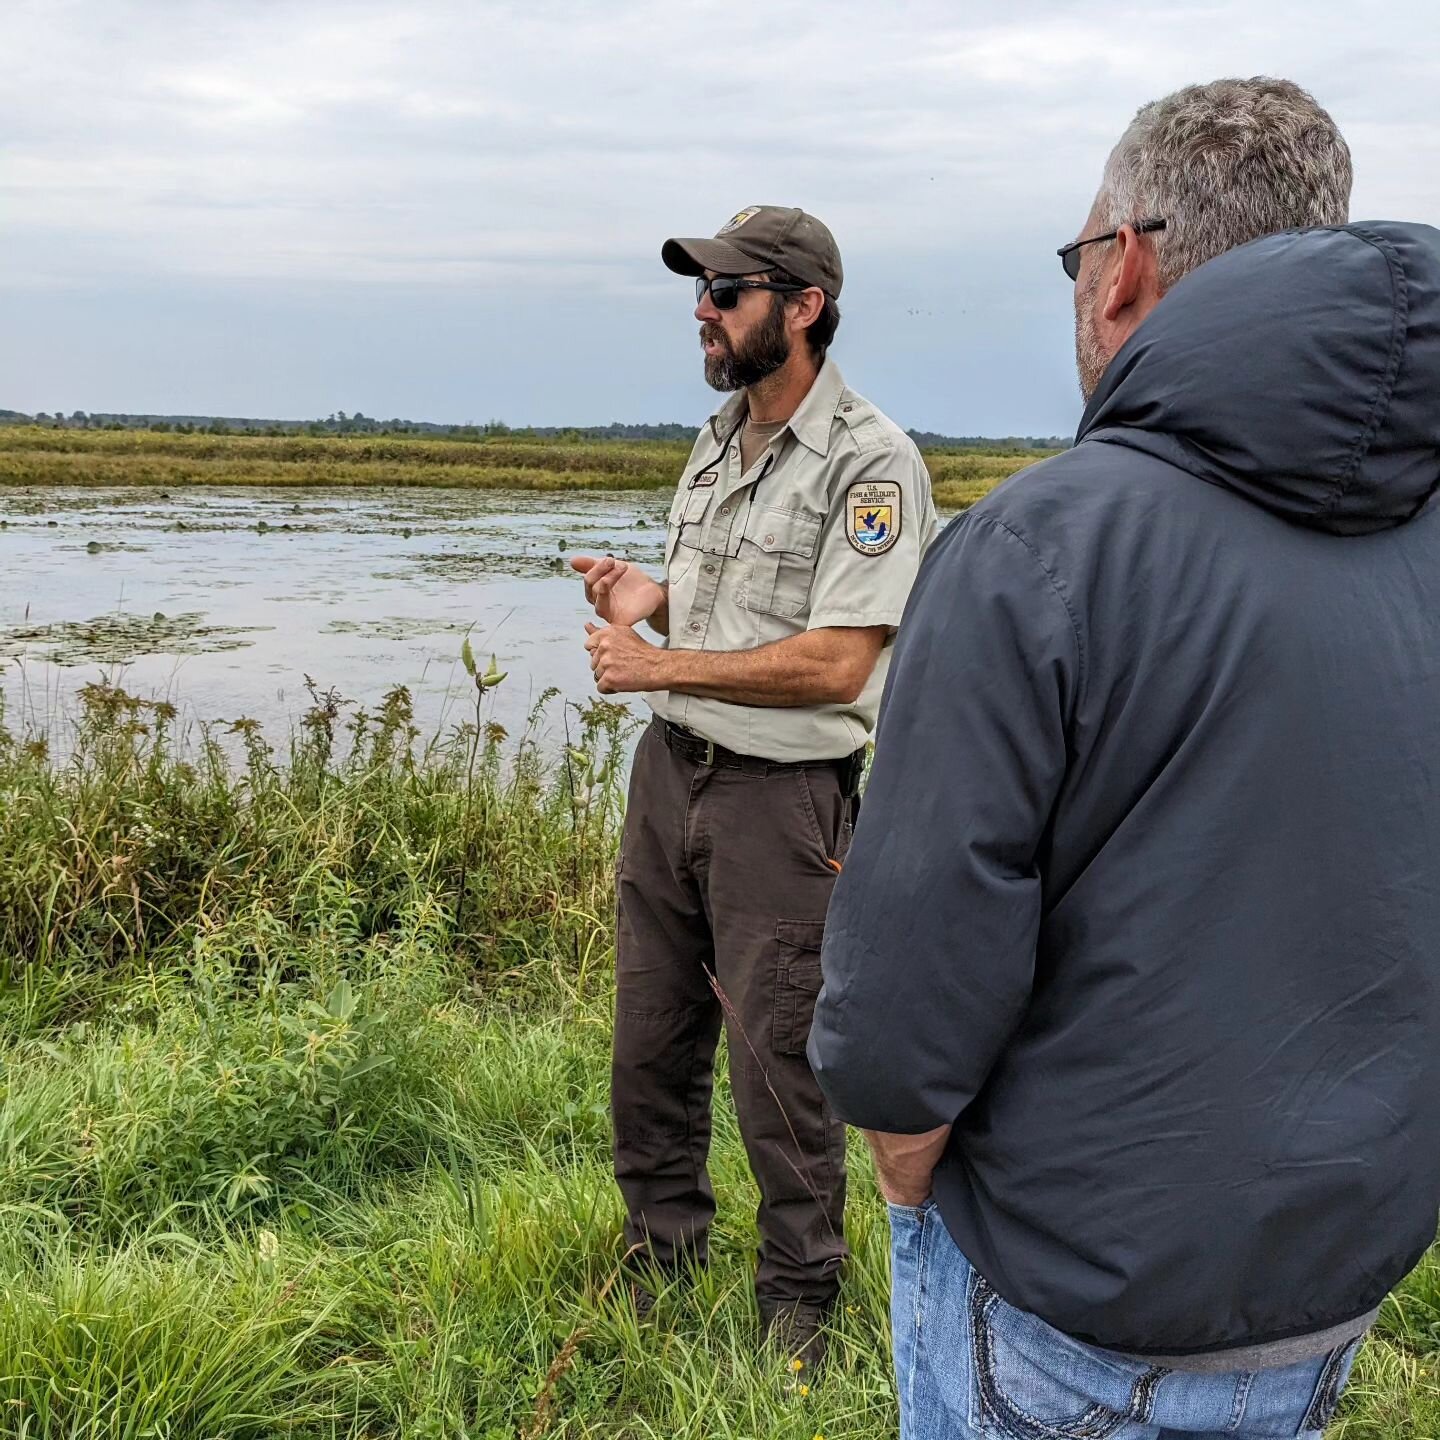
[0,426,1053,511]
[0,680,1435,1434]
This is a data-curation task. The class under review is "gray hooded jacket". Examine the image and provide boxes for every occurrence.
[810,221,1440,1356]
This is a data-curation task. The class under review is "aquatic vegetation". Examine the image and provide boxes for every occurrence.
[1,610,272,665]
[321,615,472,642]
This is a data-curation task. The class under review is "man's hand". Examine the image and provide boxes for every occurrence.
[864,1125,952,1208]
[571,556,667,630]
[585,622,671,695]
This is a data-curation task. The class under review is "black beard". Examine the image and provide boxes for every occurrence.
[701,296,791,392]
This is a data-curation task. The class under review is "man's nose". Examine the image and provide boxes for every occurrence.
[694,286,722,323]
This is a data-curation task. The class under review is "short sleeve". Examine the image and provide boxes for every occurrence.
[806,445,933,630]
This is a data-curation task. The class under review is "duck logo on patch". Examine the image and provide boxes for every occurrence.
[846,480,902,556]
[717,206,762,235]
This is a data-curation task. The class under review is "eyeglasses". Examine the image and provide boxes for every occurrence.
[1057,217,1167,282]
[695,275,807,310]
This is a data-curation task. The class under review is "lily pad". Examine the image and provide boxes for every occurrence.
[1,612,273,665]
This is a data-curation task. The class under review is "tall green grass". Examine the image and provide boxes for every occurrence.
[0,425,1047,509]
[0,684,1432,1435]
[0,679,627,986]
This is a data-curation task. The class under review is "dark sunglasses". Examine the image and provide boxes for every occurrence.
[695,275,807,310]
[1057,217,1167,282]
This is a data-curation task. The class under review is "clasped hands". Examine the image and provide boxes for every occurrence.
[571,555,668,695]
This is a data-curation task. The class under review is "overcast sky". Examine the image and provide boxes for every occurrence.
[5,1,1439,436]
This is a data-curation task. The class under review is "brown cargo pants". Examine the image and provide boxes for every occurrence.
[612,718,854,1307]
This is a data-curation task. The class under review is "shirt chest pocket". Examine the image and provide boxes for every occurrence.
[740,505,822,619]
[666,486,714,566]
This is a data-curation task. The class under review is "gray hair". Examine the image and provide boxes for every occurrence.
[1099,77,1353,290]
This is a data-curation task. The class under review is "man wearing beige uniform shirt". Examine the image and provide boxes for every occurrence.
[572,205,936,1366]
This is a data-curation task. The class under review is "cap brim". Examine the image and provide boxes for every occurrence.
[661,236,767,278]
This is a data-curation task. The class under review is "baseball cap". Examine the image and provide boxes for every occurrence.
[661,205,843,299]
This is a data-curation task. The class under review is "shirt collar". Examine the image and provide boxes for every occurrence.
[706,357,847,458]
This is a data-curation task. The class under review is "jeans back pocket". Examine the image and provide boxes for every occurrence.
[1299,1336,1362,1434]
[969,1273,1166,1440]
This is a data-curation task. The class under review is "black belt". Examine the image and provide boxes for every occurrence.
[656,718,866,796]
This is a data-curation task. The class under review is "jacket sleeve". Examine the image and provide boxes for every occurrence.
[808,510,1081,1132]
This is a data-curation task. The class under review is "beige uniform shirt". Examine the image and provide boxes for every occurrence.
[648,359,938,761]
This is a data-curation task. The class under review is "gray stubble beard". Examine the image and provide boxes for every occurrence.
[1074,264,1109,404]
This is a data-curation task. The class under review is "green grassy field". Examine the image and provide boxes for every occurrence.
[0,426,1046,512]
[0,679,1436,1437]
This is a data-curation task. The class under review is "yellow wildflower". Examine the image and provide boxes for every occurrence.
[791,1357,805,1372]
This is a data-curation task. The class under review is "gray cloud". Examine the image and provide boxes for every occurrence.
[4,0,1438,432]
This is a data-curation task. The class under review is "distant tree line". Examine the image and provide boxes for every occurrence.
[0,407,1067,450]
[0,409,700,441]
[905,429,1068,451]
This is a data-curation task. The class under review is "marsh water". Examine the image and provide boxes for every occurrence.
[0,486,672,750]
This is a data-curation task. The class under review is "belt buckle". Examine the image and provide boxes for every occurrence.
[703,739,716,766]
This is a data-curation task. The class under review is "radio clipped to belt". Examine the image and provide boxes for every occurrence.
[837,746,867,800]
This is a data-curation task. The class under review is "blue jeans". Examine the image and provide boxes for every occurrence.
[889,1201,1361,1440]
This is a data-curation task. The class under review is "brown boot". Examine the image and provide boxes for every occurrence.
[627,1279,658,1321]
[759,1298,829,1374]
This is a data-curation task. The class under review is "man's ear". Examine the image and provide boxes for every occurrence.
[788,286,825,333]
[1102,223,1154,322]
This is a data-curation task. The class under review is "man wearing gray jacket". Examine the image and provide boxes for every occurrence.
[811,78,1440,1438]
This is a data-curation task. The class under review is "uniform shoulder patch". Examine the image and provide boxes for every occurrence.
[846,479,902,556]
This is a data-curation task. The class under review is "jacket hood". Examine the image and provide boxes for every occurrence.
[1078,222,1440,535]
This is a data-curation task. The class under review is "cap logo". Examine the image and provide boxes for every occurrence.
[717,206,761,235]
